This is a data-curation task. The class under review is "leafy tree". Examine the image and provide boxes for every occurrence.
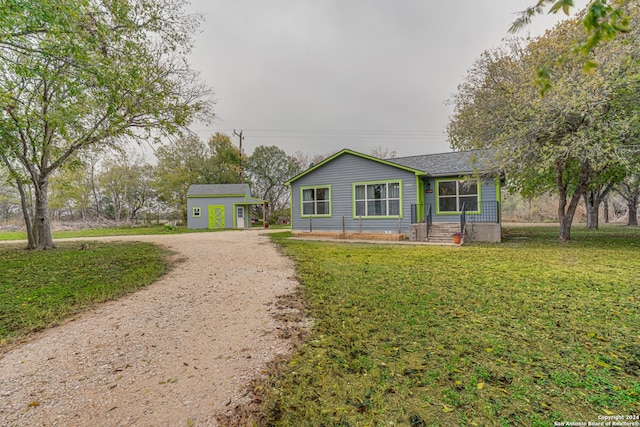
[583,183,615,229]
[98,151,155,222]
[245,145,302,219]
[205,132,243,184]
[511,1,634,93]
[448,12,640,241]
[581,158,627,229]
[616,168,640,226]
[512,0,631,53]
[154,135,208,219]
[49,160,95,221]
[154,133,242,219]
[0,170,20,223]
[0,0,212,249]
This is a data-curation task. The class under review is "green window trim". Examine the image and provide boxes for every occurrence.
[300,185,332,218]
[416,176,425,223]
[192,206,202,218]
[351,180,403,219]
[435,178,482,215]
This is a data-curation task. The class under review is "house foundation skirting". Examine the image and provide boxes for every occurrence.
[465,223,501,243]
[292,231,406,241]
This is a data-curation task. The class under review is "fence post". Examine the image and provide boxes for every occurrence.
[398,217,401,234]
[342,216,345,233]
[359,216,362,233]
[309,216,312,232]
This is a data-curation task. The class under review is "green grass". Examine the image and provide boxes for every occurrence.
[0,241,171,343]
[263,226,640,426]
[0,223,291,241]
[0,224,211,241]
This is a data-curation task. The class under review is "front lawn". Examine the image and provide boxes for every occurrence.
[0,241,171,343]
[261,227,640,426]
[0,224,209,241]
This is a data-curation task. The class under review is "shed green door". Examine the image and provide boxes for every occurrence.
[208,205,225,229]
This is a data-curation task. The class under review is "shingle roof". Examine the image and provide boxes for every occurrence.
[387,149,493,176]
[187,183,251,196]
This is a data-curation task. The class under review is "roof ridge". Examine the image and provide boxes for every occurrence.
[390,148,490,161]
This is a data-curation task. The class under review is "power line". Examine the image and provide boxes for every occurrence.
[192,128,446,140]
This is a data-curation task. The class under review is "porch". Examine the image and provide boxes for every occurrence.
[410,201,502,243]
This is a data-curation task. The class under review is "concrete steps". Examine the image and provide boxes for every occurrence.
[428,223,462,244]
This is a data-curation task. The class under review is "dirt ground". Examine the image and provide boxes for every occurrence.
[0,230,305,427]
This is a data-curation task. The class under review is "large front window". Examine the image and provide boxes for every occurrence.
[437,179,479,213]
[302,186,331,216]
[354,181,401,217]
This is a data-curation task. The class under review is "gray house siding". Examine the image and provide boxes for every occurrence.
[290,153,418,233]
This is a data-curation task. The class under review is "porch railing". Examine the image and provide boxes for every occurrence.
[410,203,424,224]
[426,204,432,239]
[465,201,500,224]
[412,201,500,237]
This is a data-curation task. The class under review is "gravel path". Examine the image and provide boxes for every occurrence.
[0,230,303,426]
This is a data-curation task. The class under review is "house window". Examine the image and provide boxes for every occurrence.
[192,207,202,217]
[301,186,331,217]
[354,181,401,217]
[437,179,479,213]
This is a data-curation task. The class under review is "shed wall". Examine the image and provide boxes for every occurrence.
[187,196,247,229]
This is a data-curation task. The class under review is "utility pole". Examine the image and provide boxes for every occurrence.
[233,129,244,180]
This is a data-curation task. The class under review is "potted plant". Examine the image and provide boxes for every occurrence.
[451,231,463,244]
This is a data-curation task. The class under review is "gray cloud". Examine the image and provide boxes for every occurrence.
[186,0,586,157]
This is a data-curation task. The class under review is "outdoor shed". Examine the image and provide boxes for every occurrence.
[285,148,502,243]
[186,184,266,230]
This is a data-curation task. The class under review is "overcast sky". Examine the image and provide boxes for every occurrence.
[184,0,587,159]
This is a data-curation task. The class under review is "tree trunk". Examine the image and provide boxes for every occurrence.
[1,155,37,248]
[603,196,609,224]
[33,177,55,249]
[15,177,37,249]
[561,192,584,242]
[628,193,639,226]
[90,162,101,219]
[583,191,600,230]
[556,160,592,242]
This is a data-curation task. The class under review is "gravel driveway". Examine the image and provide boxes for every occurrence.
[0,230,303,426]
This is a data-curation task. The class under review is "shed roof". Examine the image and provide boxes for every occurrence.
[187,183,250,197]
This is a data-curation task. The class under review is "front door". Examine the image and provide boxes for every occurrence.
[236,206,245,228]
[208,205,225,229]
